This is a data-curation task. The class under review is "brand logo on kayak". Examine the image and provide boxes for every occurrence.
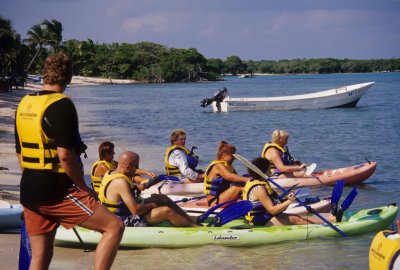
[212,235,240,240]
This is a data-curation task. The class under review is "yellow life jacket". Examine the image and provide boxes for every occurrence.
[203,160,235,195]
[369,230,400,270]
[16,93,68,173]
[98,170,135,218]
[90,160,117,193]
[164,145,193,176]
[242,179,275,223]
[261,142,290,174]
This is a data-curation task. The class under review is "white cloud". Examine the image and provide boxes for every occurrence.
[122,13,169,34]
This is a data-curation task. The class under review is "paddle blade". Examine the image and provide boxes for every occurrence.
[197,199,237,224]
[305,163,317,176]
[144,175,181,189]
[19,219,31,270]
[330,180,345,215]
[336,186,358,222]
[341,186,358,212]
[207,200,253,227]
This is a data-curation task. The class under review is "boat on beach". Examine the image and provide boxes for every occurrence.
[54,204,398,248]
[200,82,375,112]
[142,161,377,195]
[0,200,22,232]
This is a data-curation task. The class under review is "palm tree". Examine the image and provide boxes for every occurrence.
[0,16,22,75]
[24,24,46,73]
[42,19,63,52]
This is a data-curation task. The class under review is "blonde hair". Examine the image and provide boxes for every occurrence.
[216,141,236,159]
[271,130,289,144]
[170,129,186,145]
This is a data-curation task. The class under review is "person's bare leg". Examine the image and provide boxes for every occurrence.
[145,206,198,227]
[79,205,125,270]
[209,186,242,206]
[270,213,335,226]
[28,229,57,270]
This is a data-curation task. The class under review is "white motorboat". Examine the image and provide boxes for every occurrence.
[200,82,375,112]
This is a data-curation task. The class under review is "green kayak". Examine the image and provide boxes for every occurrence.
[54,204,398,248]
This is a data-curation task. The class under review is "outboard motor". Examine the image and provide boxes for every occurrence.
[200,87,228,110]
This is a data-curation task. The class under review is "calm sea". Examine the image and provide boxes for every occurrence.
[4,73,400,269]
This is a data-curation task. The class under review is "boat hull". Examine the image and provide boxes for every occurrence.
[54,205,398,248]
[142,162,377,195]
[211,82,374,112]
[177,197,331,215]
[0,201,22,231]
[274,161,377,188]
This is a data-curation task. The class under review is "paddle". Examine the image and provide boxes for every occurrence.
[207,200,253,227]
[197,199,238,224]
[330,180,345,216]
[305,163,317,176]
[173,195,207,203]
[144,175,181,189]
[18,218,31,270]
[233,153,348,237]
[72,227,91,252]
[336,186,358,222]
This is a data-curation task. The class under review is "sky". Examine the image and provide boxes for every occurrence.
[2,0,400,60]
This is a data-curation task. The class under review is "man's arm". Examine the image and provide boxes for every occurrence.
[115,179,157,215]
[58,147,91,192]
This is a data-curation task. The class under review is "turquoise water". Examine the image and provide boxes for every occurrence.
[3,73,400,269]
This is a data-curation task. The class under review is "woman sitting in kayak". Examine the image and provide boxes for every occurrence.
[262,130,307,178]
[91,141,157,193]
[204,141,251,206]
[243,157,337,226]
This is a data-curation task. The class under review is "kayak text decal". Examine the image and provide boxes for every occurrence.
[212,235,240,240]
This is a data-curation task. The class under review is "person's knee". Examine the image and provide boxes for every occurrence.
[108,216,125,236]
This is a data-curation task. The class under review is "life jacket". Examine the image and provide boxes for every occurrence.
[164,145,199,176]
[369,230,400,270]
[203,160,234,196]
[261,142,292,174]
[90,160,117,193]
[242,179,277,223]
[16,93,68,173]
[98,170,141,220]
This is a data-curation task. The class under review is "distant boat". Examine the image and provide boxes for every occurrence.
[239,74,256,78]
[200,82,374,112]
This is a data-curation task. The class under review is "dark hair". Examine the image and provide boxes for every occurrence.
[248,157,271,179]
[216,141,236,159]
[42,52,73,85]
[98,141,115,159]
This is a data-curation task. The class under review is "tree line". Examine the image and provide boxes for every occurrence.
[1,16,400,85]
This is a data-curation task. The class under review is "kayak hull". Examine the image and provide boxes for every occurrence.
[54,205,398,248]
[0,200,22,231]
[274,161,377,188]
[142,162,377,195]
[177,197,331,215]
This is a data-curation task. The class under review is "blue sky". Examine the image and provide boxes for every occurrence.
[2,0,400,60]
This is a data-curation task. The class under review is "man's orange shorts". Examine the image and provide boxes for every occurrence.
[23,187,101,236]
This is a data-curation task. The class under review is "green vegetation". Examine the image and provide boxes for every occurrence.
[1,16,400,87]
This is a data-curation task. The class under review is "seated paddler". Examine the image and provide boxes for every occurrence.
[204,141,251,206]
[261,130,307,178]
[165,129,204,183]
[99,151,199,227]
[243,157,337,226]
[91,141,157,193]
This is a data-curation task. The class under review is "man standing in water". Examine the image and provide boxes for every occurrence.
[15,53,124,269]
